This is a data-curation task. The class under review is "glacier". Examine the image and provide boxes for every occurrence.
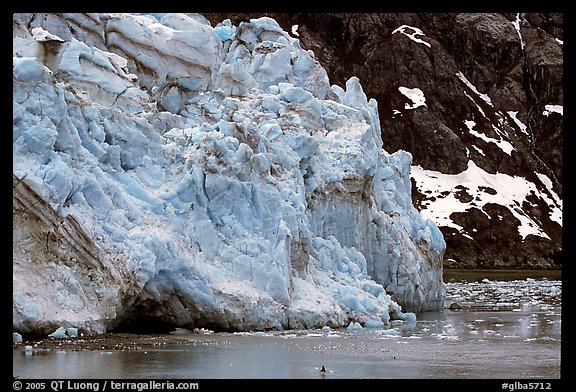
[13,13,445,335]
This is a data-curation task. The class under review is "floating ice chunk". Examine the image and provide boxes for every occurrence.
[321,326,331,333]
[13,333,23,344]
[25,345,34,355]
[66,327,79,338]
[364,319,385,328]
[404,312,417,322]
[48,327,67,339]
[347,321,363,331]
[169,327,192,335]
[192,328,214,334]
[382,328,400,336]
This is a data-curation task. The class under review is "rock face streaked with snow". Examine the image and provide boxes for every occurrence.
[206,13,562,269]
[13,13,445,335]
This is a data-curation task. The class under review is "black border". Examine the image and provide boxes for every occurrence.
[9,5,568,388]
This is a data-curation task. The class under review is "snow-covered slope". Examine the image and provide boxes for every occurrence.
[13,13,445,335]
[411,153,562,241]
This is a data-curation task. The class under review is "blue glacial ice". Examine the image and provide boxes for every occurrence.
[13,13,445,335]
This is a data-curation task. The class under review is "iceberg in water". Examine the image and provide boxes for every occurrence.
[13,13,445,335]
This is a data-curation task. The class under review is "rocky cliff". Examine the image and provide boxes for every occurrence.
[204,13,562,270]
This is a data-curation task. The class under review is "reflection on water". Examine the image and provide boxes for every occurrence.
[13,275,561,379]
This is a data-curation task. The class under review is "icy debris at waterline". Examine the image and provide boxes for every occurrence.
[47,327,80,339]
[13,13,445,335]
[445,279,562,311]
[48,327,68,339]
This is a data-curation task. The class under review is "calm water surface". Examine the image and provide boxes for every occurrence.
[14,271,561,379]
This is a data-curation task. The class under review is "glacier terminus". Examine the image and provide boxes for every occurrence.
[13,13,446,335]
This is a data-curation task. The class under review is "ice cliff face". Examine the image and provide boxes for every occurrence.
[13,13,445,335]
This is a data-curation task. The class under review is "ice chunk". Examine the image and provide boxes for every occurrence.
[66,327,79,338]
[13,57,53,81]
[158,13,209,30]
[160,86,183,113]
[259,122,282,141]
[22,117,58,155]
[342,76,368,109]
[13,333,23,344]
[215,62,256,97]
[364,319,385,328]
[347,321,363,331]
[214,25,236,41]
[169,327,193,334]
[279,85,314,103]
[31,26,64,42]
[404,312,417,322]
[48,327,67,339]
